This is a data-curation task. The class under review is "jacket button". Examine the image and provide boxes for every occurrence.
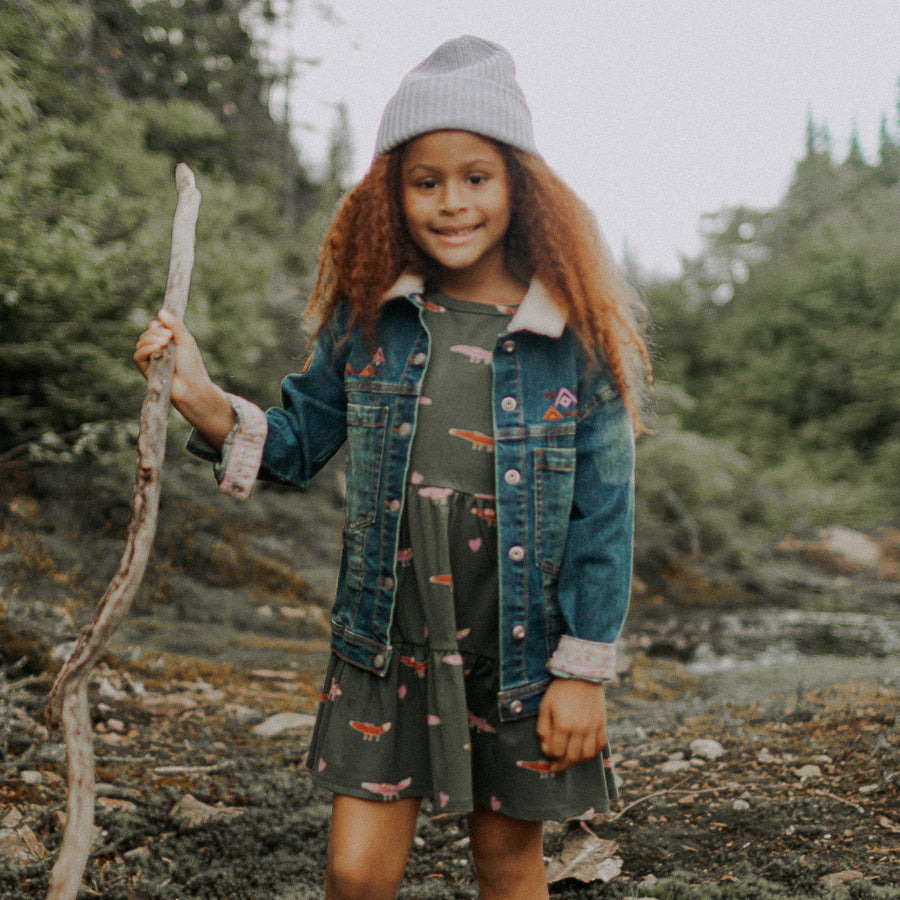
[382,577,395,591]
[509,699,523,714]
[397,422,412,438]
[501,339,516,354]
[511,624,526,640]
[504,469,521,486]
[373,654,385,668]
[412,352,427,365]
[508,545,525,562]
[501,396,517,413]
[388,498,401,514]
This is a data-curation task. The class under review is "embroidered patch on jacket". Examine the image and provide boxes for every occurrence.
[541,386,578,421]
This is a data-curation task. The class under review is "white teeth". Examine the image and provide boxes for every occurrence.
[436,226,476,236]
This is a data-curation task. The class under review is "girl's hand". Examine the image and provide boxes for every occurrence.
[536,678,607,773]
[133,310,236,448]
[134,309,207,407]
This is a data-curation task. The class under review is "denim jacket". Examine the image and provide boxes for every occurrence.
[195,275,635,721]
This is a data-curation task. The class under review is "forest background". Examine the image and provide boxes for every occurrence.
[0,2,898,896]
[2,0,897,561]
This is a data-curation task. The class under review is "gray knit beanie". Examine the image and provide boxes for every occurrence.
[374,35,538,157]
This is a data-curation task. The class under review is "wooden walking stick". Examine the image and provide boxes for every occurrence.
[45,164,201,900]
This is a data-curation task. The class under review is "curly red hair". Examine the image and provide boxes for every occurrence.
[306,142,652,430]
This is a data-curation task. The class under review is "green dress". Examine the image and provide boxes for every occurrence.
[305,291,617,820]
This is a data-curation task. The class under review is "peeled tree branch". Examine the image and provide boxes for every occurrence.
[44,164,201,900]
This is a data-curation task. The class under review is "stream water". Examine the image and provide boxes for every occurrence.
[685,608,900,675]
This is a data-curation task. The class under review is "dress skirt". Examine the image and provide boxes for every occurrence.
[304,291,618,821]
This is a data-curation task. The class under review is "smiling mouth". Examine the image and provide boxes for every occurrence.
[431,224,481,241]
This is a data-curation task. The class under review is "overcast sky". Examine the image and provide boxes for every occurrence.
[267,1,900,275]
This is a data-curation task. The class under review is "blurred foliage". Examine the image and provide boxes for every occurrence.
[0,0,349,453]
[641,104,900,533]
[0,0,896,556]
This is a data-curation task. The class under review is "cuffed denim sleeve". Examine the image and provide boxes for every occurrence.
[550,371,635,679]
[186,394,268,500]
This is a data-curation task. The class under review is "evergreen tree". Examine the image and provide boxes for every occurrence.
[0,0,327,453]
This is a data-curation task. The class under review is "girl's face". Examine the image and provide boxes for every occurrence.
[400,130,512,290]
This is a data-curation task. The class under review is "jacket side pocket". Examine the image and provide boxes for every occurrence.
[533,446,576,576]
[344,402,388,593]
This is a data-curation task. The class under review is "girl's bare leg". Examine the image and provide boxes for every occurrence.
[325,794,422,900]
[467,803,549,900]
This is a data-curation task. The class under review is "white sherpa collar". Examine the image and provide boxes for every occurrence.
[381,273,566,338]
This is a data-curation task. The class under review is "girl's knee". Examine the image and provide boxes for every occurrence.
[325,795,419,900]
[468,808,547,898]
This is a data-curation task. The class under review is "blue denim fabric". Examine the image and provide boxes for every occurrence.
[210,294,634,721]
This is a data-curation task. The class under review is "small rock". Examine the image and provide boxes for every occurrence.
[223,703,264,725]
[658,759,692,773]
[19,771,42,785]
[96,677,127,700]
[757,748,780,763]
[51,641,77,662]
[689,738,725,760]
[677,794,695,807]
[733,799,750,811]
[141,693,198,717]
[820,527,879,569]
[170,794,242,828]
[796,764,822,782]
[0,827,41,863]
[96,797,139,815]
[810,754,833,765]
[251,712,317,738]
[819,870,864,889]
[858,783,880,795]
[1,810,22,829]
[251,668,298,681]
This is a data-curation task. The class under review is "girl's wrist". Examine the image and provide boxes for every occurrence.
[172,378,236,449]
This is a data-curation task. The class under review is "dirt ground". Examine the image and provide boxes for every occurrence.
[1,457,898,898]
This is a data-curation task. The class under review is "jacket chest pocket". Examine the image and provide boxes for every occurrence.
[533,447,576,576]
[345,402,389,529]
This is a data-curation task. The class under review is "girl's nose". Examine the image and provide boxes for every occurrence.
[439,180,467,213]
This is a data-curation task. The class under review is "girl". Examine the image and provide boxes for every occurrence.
[135,35,650,900]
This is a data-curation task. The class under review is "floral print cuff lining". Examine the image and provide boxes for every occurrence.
[546,634,617,682]
[214,394,268,500]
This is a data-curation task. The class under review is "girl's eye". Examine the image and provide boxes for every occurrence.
[417,178,438,190]
[468,174,487,185]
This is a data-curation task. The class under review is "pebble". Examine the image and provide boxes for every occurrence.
[223,703,265,725]
[658,759,692,773]
[96,797,139,814]
[819,870,864,889]
[689,738,725,760]
[251,712,317,738]
[140,693,198,717]
[796,764,822,782]
[1,810,22,829]
[0,828,39,863]
[733,799,751,811]
[170,794,243,828]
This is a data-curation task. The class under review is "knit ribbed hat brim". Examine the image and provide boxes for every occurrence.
[375,35,537,157]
